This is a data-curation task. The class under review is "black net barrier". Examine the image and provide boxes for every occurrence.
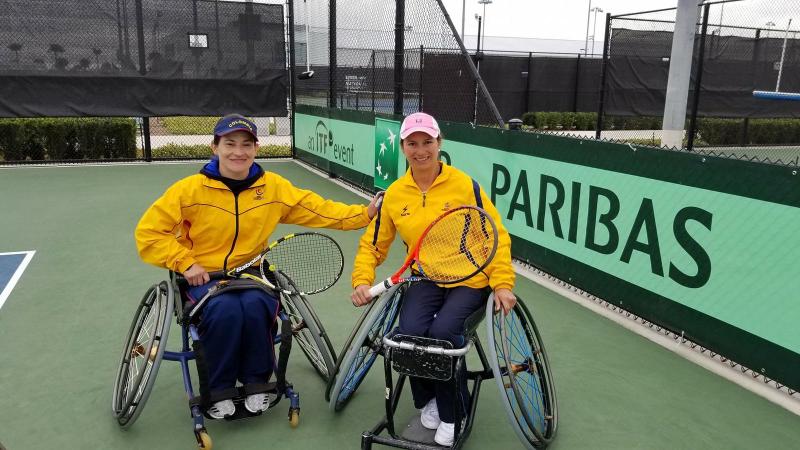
[0,0,287,117]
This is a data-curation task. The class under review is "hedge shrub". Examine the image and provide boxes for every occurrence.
[0,118,136,161]
[148,144,291,159]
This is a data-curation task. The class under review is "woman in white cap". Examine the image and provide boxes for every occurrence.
[350,112,517,446]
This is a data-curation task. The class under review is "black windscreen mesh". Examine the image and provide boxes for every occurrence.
[0,0,287,117]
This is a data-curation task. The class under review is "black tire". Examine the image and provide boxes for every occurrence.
[486,296,558,448]
[275,271,337,383]
[326,283,404,410]
[111,280,173,428]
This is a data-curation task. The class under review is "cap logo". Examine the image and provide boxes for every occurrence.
[228,119,253,131]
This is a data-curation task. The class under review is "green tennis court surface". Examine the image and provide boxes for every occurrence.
[1,161,798,449]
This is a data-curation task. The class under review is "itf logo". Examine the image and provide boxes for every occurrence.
[373,118,401,190]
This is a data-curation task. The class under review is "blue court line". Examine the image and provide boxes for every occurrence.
[0,251,35,311]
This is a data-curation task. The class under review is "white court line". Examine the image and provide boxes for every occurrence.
[0,251,35,311]
[293,159,800,416]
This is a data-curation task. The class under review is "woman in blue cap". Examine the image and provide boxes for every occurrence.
[136,114,381,419]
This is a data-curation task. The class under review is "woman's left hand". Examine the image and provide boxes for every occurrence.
[493,288,517,315]
[367,191,385,219]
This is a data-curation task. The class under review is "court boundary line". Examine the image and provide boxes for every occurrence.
[0,251,35,311]
[291,158,800,417]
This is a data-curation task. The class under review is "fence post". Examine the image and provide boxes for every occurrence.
[394,0,406,116]
[372,50,376,112]
[524,52,532,114]
[573,53,581,112]
[329,0,337,108]
[595,13,611,139]
[687,3,710,151]
[418,45,424,112]
[288,0,297,158]
[134,0,151,161]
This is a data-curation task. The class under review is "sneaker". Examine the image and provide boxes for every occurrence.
[207,399,235,419]
[244,393,269,413]
[434,421,455,447]
[419,398,441,430]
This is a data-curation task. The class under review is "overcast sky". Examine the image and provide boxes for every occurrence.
[440,0,796,40]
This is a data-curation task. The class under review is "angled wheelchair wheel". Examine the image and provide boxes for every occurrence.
[112,280,173,428]
[486,296,558,448]
[326,283,404,411]
[275,271,337,383]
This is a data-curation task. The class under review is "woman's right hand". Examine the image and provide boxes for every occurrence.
[184,263,210,287]
[351,284,374,307]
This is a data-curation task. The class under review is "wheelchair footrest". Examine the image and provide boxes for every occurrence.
[399,411,439,446]
[193,384,282,421]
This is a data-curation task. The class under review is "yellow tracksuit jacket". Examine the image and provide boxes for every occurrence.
[136,171,370,273]
[352,163,514,291]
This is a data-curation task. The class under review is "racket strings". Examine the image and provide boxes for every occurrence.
[417,208,497,283]
[260,233,344,294]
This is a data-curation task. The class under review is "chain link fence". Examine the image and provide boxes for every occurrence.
[0,0,291,164]
[292,0,502,126]
[597,0,800,166]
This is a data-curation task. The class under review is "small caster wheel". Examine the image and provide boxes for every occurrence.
[289,409,300,428]
[195,430,212,449]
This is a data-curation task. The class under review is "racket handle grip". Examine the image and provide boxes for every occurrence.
[368,280,392,298]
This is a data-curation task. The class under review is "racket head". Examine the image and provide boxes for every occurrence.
[259,232,344,294]
[414,205,498,284]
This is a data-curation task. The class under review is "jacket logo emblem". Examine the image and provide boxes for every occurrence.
[442,202,450,211]
[400,205,410,216]
[254,187,264,200]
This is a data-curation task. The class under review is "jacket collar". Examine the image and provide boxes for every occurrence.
[398,161,452,191]
[200,157,266,190]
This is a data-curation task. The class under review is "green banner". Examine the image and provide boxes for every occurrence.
[373,118,402,190]
[292,106,800,391]
[442,142,800,353]
[294,113,375,176]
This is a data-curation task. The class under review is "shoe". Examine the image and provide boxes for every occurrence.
[434,421,455,447]
[207,399,235,419]
[245,393,269,413]
[420,398,441,430]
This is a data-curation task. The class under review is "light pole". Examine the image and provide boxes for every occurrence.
[478,0,492,52]
[765,21,775,39]
[591,7,603,55]
[584,0,592,56]
[461,0,465,40]
[474,13,482,54]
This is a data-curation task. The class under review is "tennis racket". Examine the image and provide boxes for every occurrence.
[368,205,498,298]
[224,231,344,295]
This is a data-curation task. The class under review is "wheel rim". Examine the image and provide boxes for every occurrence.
[487,298,557,448]
[112,281,172,427]
[329,284,403,410]
[499,305,553,442]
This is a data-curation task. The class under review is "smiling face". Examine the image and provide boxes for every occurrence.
[401,131,441,172]
[211,130,258,180]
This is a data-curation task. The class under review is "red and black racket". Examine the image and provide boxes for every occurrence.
[368,205,498,297]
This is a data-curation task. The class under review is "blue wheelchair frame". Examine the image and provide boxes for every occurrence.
[112,273,306,449]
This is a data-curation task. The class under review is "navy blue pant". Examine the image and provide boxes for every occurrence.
[189,281,279,399]
[397,281,486,423]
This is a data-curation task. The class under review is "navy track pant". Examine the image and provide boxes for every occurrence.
[396,281,486,423]
[189,281,279,398]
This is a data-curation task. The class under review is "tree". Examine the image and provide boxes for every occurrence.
[48,43,65,66]
[92,48,102,68]
[7,43,22,63]
[78,58,91,70]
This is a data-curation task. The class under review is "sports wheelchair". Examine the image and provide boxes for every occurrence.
[326,283,558,449]
[111,270,336,449]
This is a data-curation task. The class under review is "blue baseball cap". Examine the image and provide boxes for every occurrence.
[213,114,258,141]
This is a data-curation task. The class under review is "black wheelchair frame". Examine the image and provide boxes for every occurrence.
[327,283,558,449]
[111,270,336,449]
